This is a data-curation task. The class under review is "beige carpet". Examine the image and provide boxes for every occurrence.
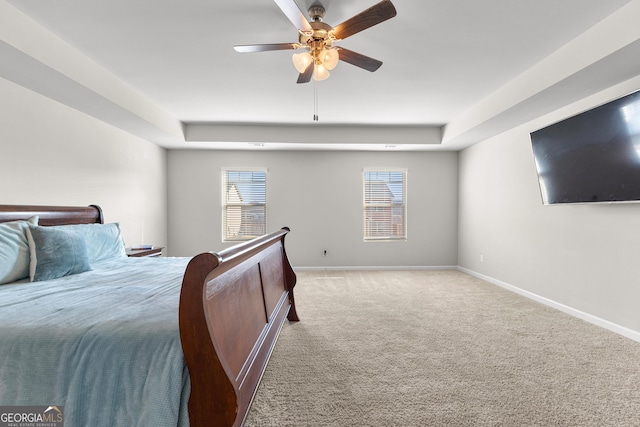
[244,270,640,426]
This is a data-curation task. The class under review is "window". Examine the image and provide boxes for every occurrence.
[222,169,266,241]
[363,169,407,241]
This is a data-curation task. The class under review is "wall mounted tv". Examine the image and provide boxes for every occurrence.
[530,89,640,205]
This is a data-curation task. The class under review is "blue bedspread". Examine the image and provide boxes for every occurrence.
[0,257,192,427]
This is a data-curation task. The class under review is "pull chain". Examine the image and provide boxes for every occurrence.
[313,79,319,121]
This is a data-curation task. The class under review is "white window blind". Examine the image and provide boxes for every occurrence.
[363,169,407,241]
[222,169,267,241]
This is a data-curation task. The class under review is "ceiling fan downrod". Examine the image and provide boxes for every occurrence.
[308,5,325,22]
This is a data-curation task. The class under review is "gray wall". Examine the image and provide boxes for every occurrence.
[458,76,640,333]
[0,76,168,249]
[168,150,458,268]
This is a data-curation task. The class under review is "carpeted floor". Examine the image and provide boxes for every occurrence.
[244,270,640,426]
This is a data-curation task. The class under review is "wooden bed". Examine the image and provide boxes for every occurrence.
[0,204,298,427]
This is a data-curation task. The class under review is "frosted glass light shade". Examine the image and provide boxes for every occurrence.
[322,48,339,70]
[313,63,330,81]
[292,52,313,73]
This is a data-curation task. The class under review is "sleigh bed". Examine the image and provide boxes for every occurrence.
[0,204,298,427]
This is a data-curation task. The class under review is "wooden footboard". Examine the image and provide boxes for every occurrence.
[179,227,298,427]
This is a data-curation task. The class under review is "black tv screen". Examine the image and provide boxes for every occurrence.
[530,89,640,204]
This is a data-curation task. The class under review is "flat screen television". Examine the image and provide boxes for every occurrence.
[530,89,640,205]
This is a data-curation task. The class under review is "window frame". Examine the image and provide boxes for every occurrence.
[221,168,267,242]
[363,168,408,242]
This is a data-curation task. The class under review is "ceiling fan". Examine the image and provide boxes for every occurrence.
[234,0,397,83]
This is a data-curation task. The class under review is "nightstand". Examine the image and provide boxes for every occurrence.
[126,247,164,257]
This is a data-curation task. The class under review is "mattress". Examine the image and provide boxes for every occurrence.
[0,256,192,427]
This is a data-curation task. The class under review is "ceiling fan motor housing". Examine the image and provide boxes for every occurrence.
[299,21,334,48]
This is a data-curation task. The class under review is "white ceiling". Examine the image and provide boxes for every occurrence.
[2,0,640,150]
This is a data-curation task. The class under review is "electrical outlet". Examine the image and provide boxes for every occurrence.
[480,254,484,263]
[323,249,327,257]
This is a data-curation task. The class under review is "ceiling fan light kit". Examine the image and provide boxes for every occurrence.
[234,0,397,84]
[292,48,338,80]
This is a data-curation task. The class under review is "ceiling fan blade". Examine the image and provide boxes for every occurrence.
[297,62,314,84]
[338,48,383,72]
[234,43,299,53]
[332,0,397,41]
[274,0,313,34]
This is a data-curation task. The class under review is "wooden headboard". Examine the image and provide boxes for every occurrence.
[0,204,103,225]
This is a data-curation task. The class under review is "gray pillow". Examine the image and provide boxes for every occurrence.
[28,225,91,282]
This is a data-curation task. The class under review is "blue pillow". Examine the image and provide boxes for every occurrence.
[57,223,127,263]
[28,225,91,282]
[0,216,38,285]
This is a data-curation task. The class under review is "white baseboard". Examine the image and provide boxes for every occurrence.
[458,267,640,343]
[293,265,458,272]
